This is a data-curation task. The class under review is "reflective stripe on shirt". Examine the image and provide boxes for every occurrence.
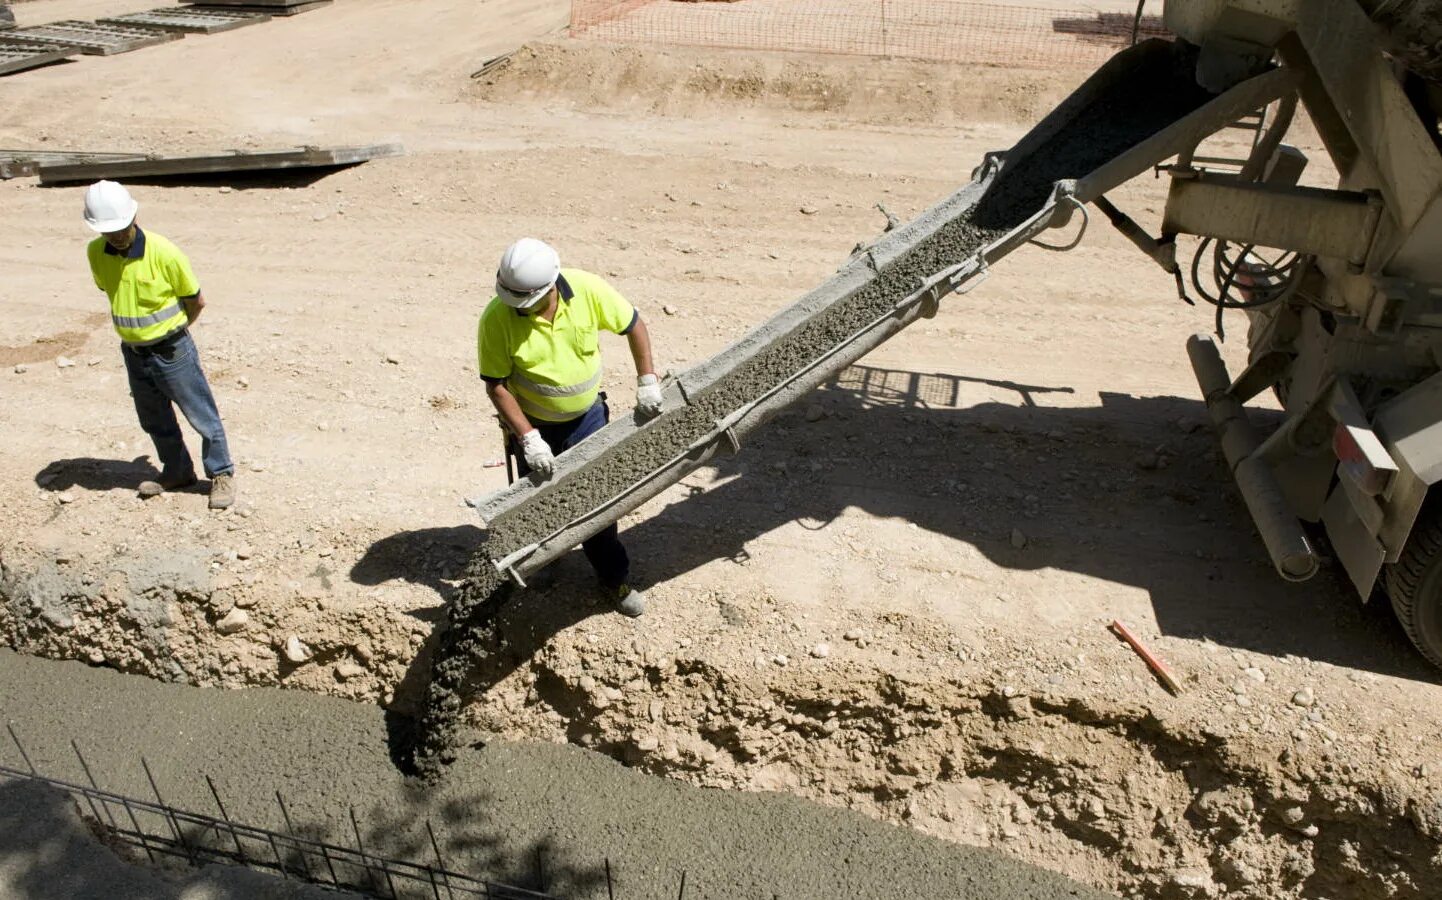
[112,303,184,330]
[508,367,602,399]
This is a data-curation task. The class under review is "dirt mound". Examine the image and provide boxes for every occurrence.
[480,636,1440,900]
[473,40,1081,125]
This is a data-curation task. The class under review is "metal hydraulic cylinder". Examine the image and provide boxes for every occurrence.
[1188,334,1320,581]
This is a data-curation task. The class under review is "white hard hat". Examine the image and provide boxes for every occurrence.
[495,237,560,309]
[83,180,139,233]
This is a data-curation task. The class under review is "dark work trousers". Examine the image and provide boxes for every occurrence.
[121,330,234,479]
[511,395,630,588]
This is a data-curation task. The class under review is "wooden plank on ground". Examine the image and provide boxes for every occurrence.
[35,144,405,184]
[0,149,147,179]
[12,21,181,56]
[98,9,270,35]
[183,0,332,15]
[0,42,78,77]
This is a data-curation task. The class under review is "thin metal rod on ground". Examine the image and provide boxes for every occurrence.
[205,775,249,864]
[427,819,457,900]
[142,756,196,865]
[276,790,315,880]
[70,740,124,838]
[5,724,36,774]
[1109,619,1185,694]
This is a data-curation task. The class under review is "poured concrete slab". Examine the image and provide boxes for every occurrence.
[98,8,270,35]
[12,21,181,56]
[0,650,1117,900]
[34,143,405,184]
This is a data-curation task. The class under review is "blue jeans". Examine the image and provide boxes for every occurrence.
[512,397,630,588]
[121,330,234,479]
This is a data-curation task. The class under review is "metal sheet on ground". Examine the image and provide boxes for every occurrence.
[97,9,269,34]
[183,0,332,14]
[181,0,316,6]
[34,143,405,183]
[12,21,180,55]
[0,43,77,77]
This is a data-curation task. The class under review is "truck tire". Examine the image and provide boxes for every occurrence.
[1384,509,1442,669]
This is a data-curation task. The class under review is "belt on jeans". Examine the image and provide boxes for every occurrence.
[125,328,188,356]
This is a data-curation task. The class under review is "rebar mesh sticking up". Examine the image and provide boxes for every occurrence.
[2,724,592,900]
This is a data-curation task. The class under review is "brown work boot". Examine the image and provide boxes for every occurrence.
[138,469,197,498]
[208,474,236,510]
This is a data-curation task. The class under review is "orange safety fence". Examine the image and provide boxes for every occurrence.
[568,0,1170,69]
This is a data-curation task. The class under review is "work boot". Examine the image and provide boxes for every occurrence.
[138,469,197,498]
[208,474,236,510]
[611,584,647,618]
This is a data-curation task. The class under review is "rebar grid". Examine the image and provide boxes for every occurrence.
[1,722,569,900]
[0,762,559,899]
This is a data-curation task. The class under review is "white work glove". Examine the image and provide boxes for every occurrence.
[636,373,664,419]
[519,429,555,478]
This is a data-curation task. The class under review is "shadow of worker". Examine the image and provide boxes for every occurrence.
[350,525,486,602]
[34,456,157,493]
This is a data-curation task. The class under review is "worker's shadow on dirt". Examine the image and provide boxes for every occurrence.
[350,524,486,608]
[33,456,157,493]
[618,363,1437,684]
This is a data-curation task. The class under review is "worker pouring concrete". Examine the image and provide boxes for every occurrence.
[83,180,236,510]
[478,237,663,617]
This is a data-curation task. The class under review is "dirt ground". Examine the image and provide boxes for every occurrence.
[3,1,1442,898]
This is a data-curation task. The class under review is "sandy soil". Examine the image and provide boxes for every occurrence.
[2,1,1441,898]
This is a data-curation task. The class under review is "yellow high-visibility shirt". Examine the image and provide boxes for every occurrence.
[478,268,637,423]
[87,228,198,345]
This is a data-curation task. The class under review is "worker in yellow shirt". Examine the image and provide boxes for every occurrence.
[478,238,664,617]
[83,180,236,510]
